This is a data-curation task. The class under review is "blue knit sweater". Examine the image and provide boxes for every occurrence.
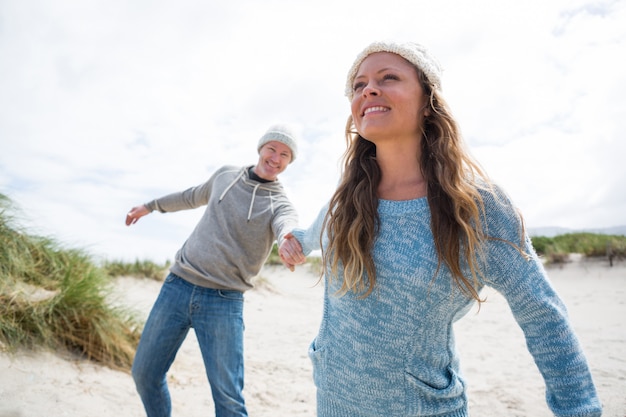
[293,188,601,417]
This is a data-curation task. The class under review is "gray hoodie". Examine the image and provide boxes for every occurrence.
[145,165,298,292]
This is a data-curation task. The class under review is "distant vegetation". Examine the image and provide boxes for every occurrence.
[0,192,622,371]
[265,243,283,266]
[531,232,626,264]
[102,259,170,281]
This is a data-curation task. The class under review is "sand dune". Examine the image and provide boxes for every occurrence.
[1,257,625,416]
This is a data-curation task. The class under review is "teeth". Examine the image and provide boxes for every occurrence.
[364,106,387,115]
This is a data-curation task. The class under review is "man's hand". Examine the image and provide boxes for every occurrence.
[279,232,306,271]
[125,205,150,226]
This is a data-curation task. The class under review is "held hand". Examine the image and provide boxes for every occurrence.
[125,205,150,226]
[279,232,306,271]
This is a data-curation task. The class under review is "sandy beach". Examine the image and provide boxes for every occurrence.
[1,256,625,416]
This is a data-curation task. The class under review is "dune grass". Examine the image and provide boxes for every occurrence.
[0,194,141,371]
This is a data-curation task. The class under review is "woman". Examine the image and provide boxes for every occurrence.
[279,41,602,417]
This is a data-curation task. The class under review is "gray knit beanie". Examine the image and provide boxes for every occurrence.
[345,41,444,100]
[257,124,299,163]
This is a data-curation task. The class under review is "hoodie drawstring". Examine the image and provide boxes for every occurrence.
[219,171,244,202]
[247,183,262,221]
[219,169,276,221]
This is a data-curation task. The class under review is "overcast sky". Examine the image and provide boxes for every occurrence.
[1,0,625,263]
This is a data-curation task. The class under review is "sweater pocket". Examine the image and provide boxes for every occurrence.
[404,366,467,416]
[307,338,327,391]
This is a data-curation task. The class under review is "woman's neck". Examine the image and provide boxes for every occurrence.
[375,143,426,200]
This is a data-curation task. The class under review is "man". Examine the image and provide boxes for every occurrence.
[125,124,299,417]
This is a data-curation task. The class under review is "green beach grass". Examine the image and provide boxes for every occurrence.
[0,194,152,371]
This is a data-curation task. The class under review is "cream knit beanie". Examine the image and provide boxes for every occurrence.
[257,124,299,163]
[345,41,444,100]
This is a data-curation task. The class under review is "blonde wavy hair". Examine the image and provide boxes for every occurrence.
[323,67,501,301]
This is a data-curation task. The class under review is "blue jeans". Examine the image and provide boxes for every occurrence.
[132,273,247,417]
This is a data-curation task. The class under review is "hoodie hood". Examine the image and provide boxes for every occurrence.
[218,166,287,221]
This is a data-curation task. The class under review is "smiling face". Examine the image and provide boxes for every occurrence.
[253,140,292,181]
[350,52,428,145]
